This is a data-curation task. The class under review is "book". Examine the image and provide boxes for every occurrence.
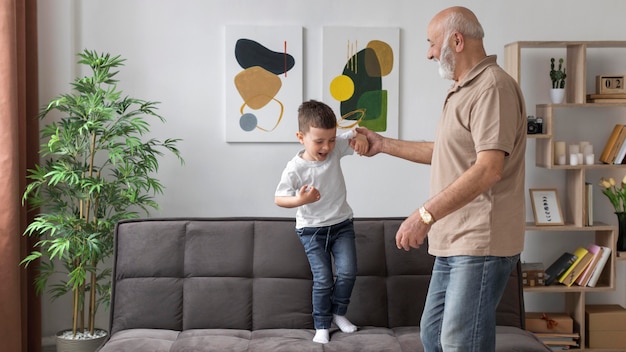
[584,182,593,226]
[557,247,589,284]
[610,125,626,163]
[599,124,625,163]
[544,252,577,286]
[575,244,603,286]
[587,93,626,104]
[614,137,626,164]
[587,93,626,99]
[560,249,593,287]
[533,332,580,349]
[533,332,580,339]
[587,98,626,104]
[586,245,612,287]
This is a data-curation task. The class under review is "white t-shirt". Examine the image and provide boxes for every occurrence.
[275,130,355,229]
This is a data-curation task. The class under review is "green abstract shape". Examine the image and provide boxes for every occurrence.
[340,48,382,117]
[357,90,387,132]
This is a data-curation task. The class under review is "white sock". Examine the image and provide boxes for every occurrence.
[313,329,329,343]
[333,314,357,333]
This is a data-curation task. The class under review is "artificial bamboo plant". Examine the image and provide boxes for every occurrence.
[22,50,183,337]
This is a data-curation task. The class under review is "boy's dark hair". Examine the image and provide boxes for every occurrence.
[298,100,337,133]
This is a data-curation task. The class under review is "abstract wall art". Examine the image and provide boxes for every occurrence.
[225,26,303,142]
[322,27,399,138]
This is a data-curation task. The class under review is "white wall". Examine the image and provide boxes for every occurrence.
[37,0,626,339]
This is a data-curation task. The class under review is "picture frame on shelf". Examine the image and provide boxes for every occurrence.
[530,188,564,226]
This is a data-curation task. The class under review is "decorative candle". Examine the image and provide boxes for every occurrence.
[554,141,566,164]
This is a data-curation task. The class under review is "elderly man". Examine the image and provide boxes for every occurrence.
[356,6,527,352]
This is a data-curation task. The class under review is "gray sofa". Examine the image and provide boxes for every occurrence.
[97,217,550,352]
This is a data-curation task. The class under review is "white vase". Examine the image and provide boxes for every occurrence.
[550,88,565,104]
[56,329,108,352]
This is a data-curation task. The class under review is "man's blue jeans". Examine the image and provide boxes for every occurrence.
[296,219,357,329]
[420,254,520,352]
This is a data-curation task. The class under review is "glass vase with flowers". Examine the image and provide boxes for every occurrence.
[599,176,626,251]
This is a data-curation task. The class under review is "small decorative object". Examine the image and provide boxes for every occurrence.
[554,141,566,165]
[599,176,626,251]
[596,74,625,95]
[526,115,543,134]
[529,188,564,226]
[550,57,566,104]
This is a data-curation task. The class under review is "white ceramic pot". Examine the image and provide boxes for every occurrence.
[56,329,108,352]
[550,88,565,104]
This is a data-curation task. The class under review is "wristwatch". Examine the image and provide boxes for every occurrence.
[418,206,435,225]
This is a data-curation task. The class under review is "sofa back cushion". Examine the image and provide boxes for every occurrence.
[109,218,524,335]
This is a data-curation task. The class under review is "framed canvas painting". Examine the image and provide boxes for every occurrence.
[529,188,564,225]
[322,27,399,138]
[225,26,303,142]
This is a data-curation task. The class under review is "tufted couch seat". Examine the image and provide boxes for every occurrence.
[96,217,550,352]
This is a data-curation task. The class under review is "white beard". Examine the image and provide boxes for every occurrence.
[437,42,455,80]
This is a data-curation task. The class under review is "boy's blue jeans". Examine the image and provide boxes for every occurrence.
[296,218,357,329]
[420,254,520,352]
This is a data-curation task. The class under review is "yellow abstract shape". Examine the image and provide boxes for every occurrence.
[330,75,355,102]
[367,40,394,77]
[234,66,282,109]
[337,109,366,129]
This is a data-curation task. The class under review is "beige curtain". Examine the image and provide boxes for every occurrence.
[0,0,41,351]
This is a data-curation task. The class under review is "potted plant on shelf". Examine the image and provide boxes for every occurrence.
[21,50,183,352]
[549,57,567,103]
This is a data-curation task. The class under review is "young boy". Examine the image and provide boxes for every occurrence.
[274,100,368,344]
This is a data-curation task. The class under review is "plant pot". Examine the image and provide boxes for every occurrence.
[56,329,108,352]
[616,212,626,252]
[550,88,565,104]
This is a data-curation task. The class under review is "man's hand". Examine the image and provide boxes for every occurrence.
[353,127,384,157]
[395,212,429,251]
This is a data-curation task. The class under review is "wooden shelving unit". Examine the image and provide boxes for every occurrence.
[505,41,626,351]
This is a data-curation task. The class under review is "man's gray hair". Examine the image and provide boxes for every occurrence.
[443,11,484,39]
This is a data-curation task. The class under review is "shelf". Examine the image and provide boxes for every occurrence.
[536,164,626,170]
[527,133,551,139]
[507,41,624,351]
[538,103,626,108]
[524,285,614,293]
[525,222,614,231]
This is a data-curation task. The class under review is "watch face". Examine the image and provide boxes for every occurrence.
[420,207,433,224]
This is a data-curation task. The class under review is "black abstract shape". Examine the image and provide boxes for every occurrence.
[340,48,382,117]
[235,38,295,75]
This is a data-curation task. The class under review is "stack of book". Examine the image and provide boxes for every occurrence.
[544,244,612,287]
[599,124,626,164]
[533,332,580,350]
[587,93,626,104]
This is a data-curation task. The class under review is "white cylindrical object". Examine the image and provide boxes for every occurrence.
[579,141,590,152]
[585,153,595,165]
[570,153,579,166]
[554,141,566,164]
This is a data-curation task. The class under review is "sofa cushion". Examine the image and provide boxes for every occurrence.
[97,326,551,352]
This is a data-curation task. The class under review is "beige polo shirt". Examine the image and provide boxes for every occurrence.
[428,55,527,257]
